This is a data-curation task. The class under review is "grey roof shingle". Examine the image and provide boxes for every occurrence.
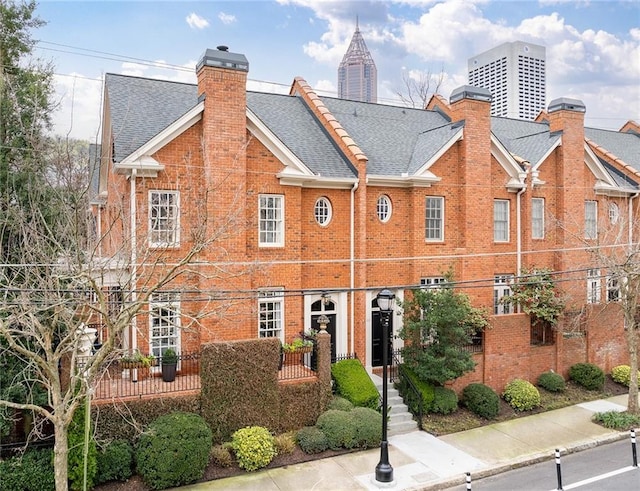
[586,127,640,171]
[490,117,561,165]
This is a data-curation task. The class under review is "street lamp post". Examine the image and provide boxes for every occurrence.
[375,289,395,484]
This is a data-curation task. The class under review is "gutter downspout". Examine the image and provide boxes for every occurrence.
[516,163,530,275]
[629,192,638,247]
[130,169,138,359]
[350,180,359,355]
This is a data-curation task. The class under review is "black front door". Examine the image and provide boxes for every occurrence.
[311,299,337,362]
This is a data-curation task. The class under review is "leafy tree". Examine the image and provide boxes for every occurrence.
[399,276,489,385]
[501,268,565,326]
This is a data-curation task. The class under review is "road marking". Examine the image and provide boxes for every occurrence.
[548,465,638,490]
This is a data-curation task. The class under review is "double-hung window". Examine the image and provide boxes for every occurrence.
[587,269,601,304]
[531,198,544,239]
[259,195,284,247]
[585,201,598,240]
[150,292,180,358]
[425,197,444,241]
[494,200,509,242]
[606,274,620,302]
[494,275,514,315]
[149,191,179,247]
[420,277,446,289]
[258,289,284,340]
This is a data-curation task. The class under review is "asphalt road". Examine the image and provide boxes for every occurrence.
[444,438,640,491]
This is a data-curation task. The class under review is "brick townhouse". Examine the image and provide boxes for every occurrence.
[90,46,640,392]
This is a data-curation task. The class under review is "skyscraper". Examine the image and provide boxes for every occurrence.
[468,41,546,120]
[338,21,377,103]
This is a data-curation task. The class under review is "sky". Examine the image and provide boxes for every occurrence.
[33,0,640,142]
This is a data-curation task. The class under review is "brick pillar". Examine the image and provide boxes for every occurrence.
[316,316,333,410]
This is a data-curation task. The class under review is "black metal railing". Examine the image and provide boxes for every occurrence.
[278,339,318,381]
[80,352,201,401]
[392,350,424,430]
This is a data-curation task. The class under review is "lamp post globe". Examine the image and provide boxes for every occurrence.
[375,289,395,484]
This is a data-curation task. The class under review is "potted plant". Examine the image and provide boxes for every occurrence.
[281,337,314,367]
[161,348,178,382]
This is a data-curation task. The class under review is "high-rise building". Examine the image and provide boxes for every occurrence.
[338,21,377,103]
[468,41,546,120]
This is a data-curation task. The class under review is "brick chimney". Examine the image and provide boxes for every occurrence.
[196,46,249,254]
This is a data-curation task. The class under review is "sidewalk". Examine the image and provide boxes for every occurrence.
[178,395,630,491]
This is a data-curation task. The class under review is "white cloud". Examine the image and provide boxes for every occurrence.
[218,12,236,25]
[50,73,103,141]
[186,12,209,30]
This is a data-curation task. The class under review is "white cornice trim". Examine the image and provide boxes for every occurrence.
[532,137,561,170]
[491,134,526,192]
[367,174,441,188]
[117,102,204,173]
[585,143,618,189]
[414,126,464,174]
[277,174,358,189]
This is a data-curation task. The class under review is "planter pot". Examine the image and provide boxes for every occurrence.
[162,363,177,382]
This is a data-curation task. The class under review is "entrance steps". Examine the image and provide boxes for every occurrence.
[370,373,419,435]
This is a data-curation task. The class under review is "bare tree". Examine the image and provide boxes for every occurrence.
[396,67,445,109]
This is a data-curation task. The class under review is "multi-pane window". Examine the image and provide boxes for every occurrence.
[494,275,514,315]
[314,197,332,226]
[532,198,544,239]
[150,292,180,358]
[377,195,392,223]
[607,275,621,302]
[149,191,179,246]
[420,277,446,289]
[585,201,598,239]
[587,269,601,304]
[425,196,444,241]
[494,200,509,242]
[609,203,620,224]
[259,195,284,247]
[258,289,284,339]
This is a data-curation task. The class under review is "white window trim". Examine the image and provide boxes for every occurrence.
[149,190,180,248]
[425,196,444,242]
[532,198,544,239]
[377,195,392,223]
[587,269,601,304]
[258,194,284,247]
[494,199,510,243]
[258,289,284,340]
[494,275,514,315]
[149,292,181,359]
[585,201,598,240]
[420,277,446,289]
[606,274,620,303]
[314,197,332,227]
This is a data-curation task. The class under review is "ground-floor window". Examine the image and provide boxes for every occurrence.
[150,292,180,357]
[258,289,284,340]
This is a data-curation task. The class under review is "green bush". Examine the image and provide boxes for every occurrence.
[593,410,640,430]
[0,448,55,491]
[537,371,566,392]
[296,426,329,454]
[430,387,458,414]
[350,407,382,448]
[611,365,640,387]
[569,363,605,391]
[398,366,435,415]
[328,396,354,412]
[331,359,380,410]
[503,379,540,411]
[135,412,212,490]
[462,383,500,419]
[68,401,97,491]
[231,426,276,472]
[316,409,357,450]
[95,440,133,485]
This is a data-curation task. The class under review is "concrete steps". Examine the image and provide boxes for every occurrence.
[371,374,419,436]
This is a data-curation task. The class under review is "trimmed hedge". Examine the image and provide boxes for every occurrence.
[462,383,499,419]
[537,371,566,392]
[328,396,354,412]
[296,426,329,454]
[430,386,458,414]
[316,409,357,450]
[0,448,55,491]
[569,363,605,391]
[503,379,540,411]
[68,401,97,491]
[135,412,212,490]
[331,359,380,410]
[350,407,383,448]
[95,440,133,485]
[398,366,435,415]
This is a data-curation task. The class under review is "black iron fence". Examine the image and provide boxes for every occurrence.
[278,340,318,382]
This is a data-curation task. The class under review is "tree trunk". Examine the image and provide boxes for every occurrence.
[627,325,639,414]
[53,422,69,491]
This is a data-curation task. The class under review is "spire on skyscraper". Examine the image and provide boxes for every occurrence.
[338,20,377,103]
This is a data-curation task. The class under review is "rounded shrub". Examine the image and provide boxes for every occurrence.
[95,440,133,485]
[537,371,566,392]
[350,407,382,448]
[569,363,605,391]
[210,444,234,468]
[296,426,329,454]
[135,411,212,490]
[328,396,354,412]
[430,387,458,415]
[611,365,639,387]
[502,379,541,411]
[0,448,55,491]
[316,409,357,450]
[461,383,500,419]
[231,426,276,472]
